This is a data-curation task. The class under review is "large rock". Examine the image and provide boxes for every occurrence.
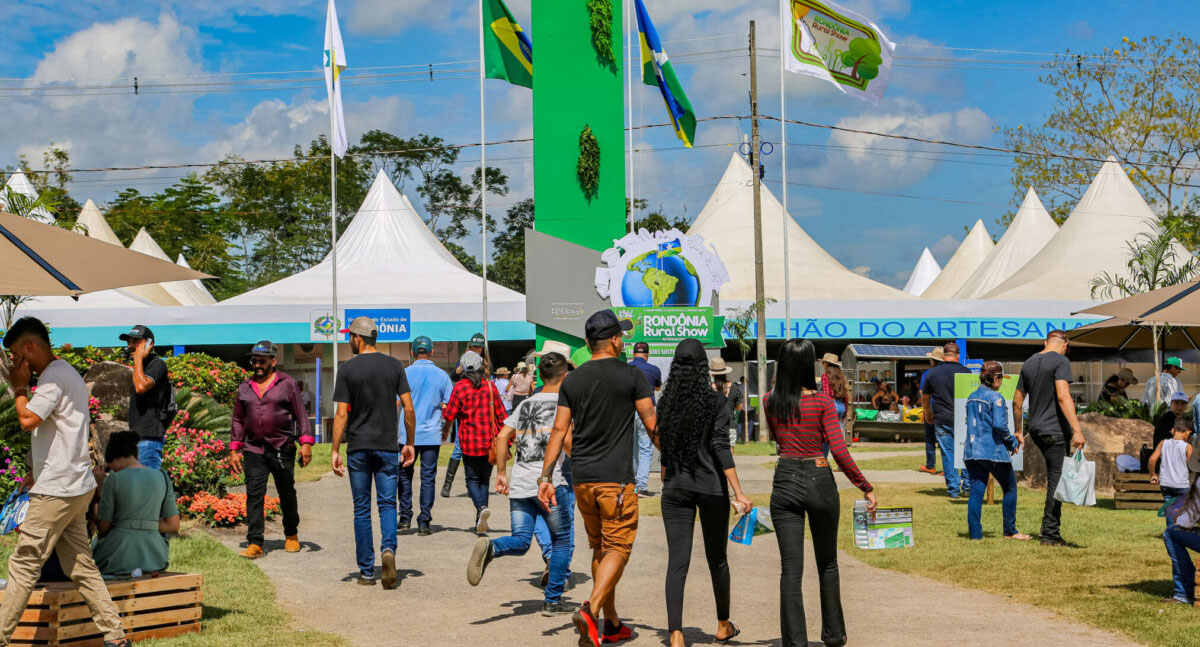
[91,413,128,453]
[1020,413,1152,494]
[84,361,131,419]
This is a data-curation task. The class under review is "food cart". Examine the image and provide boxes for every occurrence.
[840,344,938,441]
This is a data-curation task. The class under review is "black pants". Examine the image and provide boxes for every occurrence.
[661,488,731,632]
[245,444,299,546]
[771,458,845,647]
[461,455,493,512]
[1031,431,1067,541]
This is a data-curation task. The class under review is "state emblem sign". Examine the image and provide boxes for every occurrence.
[594,228,729,308]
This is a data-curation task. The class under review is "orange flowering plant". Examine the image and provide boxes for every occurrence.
[178,491,280,528]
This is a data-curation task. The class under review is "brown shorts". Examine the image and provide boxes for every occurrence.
[574,482,639,560]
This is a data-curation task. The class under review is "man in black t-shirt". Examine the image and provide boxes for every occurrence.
[538,310,655,647]
[1013,330,1084,547]
[921,342,972,498]
[119,325,171,470]
[331,316,416,589]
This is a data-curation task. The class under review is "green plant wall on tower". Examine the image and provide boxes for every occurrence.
[586,0,616,70]
[577,125,600,201]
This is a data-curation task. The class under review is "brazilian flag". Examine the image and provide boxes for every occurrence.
[482,0,533,89]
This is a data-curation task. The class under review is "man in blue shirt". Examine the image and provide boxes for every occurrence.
[402,336,454,535]
[921,342,972,498]
[628,342,662,497]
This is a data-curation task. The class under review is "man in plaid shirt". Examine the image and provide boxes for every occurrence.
[442,351,507,534]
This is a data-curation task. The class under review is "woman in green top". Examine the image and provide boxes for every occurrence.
[92,431,180,577]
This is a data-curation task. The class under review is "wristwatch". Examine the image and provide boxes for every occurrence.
[537,476,554,485]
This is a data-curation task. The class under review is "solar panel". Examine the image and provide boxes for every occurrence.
[848,344,938,359]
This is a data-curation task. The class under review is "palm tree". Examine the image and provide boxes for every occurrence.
[725,298,776,441]
[1090,219,1200,403]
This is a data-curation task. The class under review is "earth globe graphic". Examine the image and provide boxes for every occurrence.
[620,246,701,307]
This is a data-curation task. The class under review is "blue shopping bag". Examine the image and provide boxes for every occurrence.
[0,490,29,535]
[729,508,757,545]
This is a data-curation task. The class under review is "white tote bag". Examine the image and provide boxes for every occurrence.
[1053,449,1097,507]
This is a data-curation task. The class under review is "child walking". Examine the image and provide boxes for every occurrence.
[1149,417,1194,505]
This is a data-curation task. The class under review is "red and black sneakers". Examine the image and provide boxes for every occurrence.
[572,601,601,647]
[601,621,633,643]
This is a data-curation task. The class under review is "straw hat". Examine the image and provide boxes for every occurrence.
[495,367,510,376]
[709,357,733,375]
[821,353,841,366]
[925,347,945,362]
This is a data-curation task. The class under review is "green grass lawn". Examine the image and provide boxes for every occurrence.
[839,455,927,471]
[841,483,1193,647]
[0,529,345,647]
[737,441,923,457]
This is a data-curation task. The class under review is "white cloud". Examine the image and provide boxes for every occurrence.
[851,265,871,277]
[930,233,959,263]
[347,0,477,36]
[1066,20,1093,41]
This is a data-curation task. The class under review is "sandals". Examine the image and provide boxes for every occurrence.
[716,621,740,644]
[1004,533,1032,541]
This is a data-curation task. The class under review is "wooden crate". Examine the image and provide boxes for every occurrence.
[1114,472,1163,510]
[1195,559,1200,609]
[0,572,202,646]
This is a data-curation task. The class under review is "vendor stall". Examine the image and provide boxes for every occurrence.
[841,344,937,441]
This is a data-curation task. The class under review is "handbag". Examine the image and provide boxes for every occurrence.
[487,381,512,466]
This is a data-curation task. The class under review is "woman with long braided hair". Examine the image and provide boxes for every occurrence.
[655,339,754,647]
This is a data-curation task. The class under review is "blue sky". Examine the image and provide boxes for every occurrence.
[6,0,1197,287]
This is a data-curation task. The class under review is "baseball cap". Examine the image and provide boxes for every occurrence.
[1172,391,1189,403]
[250,340,278,357]
[633,341,650,354]
[584,309,633,342]
[1166,357,1185,371]
[340,316,378,338]
[460,351,483,372]
[118,324,154,343]
[469,333,486,347]
[412,336,433,353]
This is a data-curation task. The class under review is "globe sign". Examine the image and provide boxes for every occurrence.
[620,246,701,308]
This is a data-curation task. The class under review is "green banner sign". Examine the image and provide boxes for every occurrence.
[615,306,724,348]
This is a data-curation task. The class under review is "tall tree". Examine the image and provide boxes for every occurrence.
[489,199,534,292]
[626,197,691,233]
[1001,34,1200,245]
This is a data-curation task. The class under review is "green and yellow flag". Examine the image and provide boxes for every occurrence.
[482,0,533,89]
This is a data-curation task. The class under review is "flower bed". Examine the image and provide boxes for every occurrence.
[178,491,280,528]
[163,416,242,498]
[164,353,247,409]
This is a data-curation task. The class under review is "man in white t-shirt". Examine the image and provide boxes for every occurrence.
[2,317,128,647]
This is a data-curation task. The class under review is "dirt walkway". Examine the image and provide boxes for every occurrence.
[213,455,1141,647]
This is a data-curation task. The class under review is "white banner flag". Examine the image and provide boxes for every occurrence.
[324,0,348,158]
[781,0,895,105]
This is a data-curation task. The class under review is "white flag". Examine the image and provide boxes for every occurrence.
[324,0,348,158]
[781,0,895,105]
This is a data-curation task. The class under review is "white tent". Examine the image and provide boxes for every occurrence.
[223,170,524,307]
[175,255,218,305]
[902,248,941,296]
[954,188,1059,299]
[75,198,122,245]
[985,157,1176,300]
[1,170,54,223]
[687,154,911,300]
[129,228,215,306]
[920,220,994,299]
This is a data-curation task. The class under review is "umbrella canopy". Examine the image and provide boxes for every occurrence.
[1067,317,1200,351]
[0,210,213,297]
[1075,280,1200,326]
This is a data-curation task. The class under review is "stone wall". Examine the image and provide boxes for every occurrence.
[1020,413,1152,494]
[84,361,132,450]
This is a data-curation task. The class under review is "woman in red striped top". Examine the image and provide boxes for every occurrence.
[766,339,876,647]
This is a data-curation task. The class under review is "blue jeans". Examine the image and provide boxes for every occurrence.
[450,432,462,461]
[923,423,937,470]
[348,450,399,577]
[1164,525,1200,602]
[491,488,575,603]
[934,425,966,497]
[632,417,653,491]
[965,460,1018,540]
[137,439,163,470]
[399,446,441,525]
[461,455,492,512]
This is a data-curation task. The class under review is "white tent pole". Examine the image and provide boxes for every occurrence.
[329,73,339,384]
[779,2,791,335]
[479,0,490,354]
[626,0,636,233]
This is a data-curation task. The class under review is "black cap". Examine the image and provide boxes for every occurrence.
[119,325,154,343]
[584,309,633,342]
[633,342,650,354]
[469,332,486,347]
[250,340,277,357]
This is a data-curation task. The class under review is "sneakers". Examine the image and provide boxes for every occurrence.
[284,535,301,553]
[636,489,655,498]
[381,549,397,590]
[475,508,491,534]
[418,524,432,536]
[918,465,941,475]
[239,544,264,559]
[542,600,576,617]
[601,621,633,643]
[103,639,132,647]
[467,537,494,586]
[572,601,601,647]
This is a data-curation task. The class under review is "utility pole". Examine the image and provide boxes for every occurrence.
[749,20,768,442]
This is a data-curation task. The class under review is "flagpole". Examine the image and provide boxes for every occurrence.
[625,0,636,233]
[779,1,792,337]
[328,59,340,384]
[479,0,490,356]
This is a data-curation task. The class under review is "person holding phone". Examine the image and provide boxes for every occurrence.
[119,325,171,470]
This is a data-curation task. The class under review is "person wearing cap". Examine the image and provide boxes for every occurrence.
[442,332,489,497]
[331,316,417,588]
[1143,357,1186,406]
[1154,391,1192,453]
[921,342,972,498]
[918,347,945,475]
[538,309,656,647]
[229,341,315,559]
[1099,368,1139,405]
[442,351,507,534]
[628,341,662,496]
[455,333,488,380]
[119,325,172,470]
[401,336,454,535]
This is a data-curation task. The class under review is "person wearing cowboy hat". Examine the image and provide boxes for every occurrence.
[819,353,852,444]
[1099,368,1139,405]
[710,357,742,447]
[917,347,945,475]
[508,362,535,409]
[493,367,513,414]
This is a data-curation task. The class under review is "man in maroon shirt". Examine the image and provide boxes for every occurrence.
[229,340,315,559]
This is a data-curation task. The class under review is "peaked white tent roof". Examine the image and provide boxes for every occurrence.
[920,220,994,299]
[174,255,217,305]
[1,171,54,224]
[985,157,1179,300]
[687,154,911,300]
[223,170,523,306]
[954,188,1059,299]
[75,198,122,245]
[902,248,941,296]
[129,228,215,306]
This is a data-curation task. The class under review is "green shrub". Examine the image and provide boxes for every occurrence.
[56,344,122,375]
[162,418,242,497]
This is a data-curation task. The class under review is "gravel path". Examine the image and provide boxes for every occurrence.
[212,452,1141,647]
